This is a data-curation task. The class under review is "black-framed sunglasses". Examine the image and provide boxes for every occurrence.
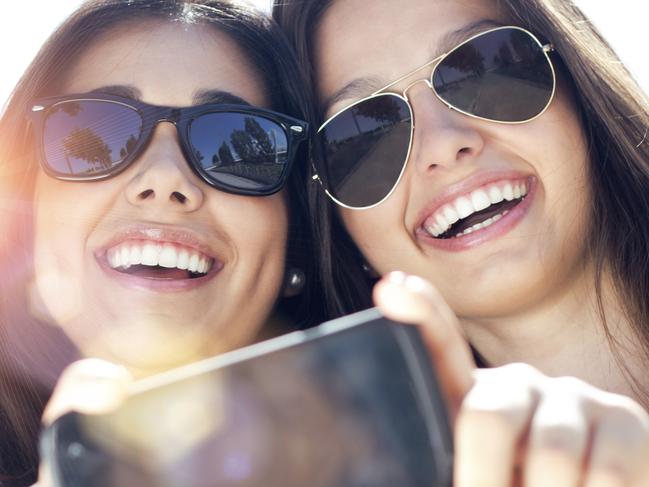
[314,26,555,210]
[28,94,308,196]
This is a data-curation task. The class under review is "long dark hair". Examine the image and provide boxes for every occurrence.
[274,0,649,403]
[0,1,317,483]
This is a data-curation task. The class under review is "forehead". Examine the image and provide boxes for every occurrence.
[315,0,503,110]
[59,19,269,107]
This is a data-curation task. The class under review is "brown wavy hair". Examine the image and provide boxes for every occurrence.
[274,0,649,404]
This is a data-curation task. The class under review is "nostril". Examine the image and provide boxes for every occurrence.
[138,189,154,200]
[171,191,187,204]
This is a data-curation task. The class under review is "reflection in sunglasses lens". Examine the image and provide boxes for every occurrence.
[433,28,553,122]
[319,94,412,208]
[43,101,142,176]
[189,113,289,192]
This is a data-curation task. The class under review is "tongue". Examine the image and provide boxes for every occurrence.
[442,199,521,238]
[118,265,195,280]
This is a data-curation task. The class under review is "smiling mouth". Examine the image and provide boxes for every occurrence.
[423,179,529,239]
[107,241,215,279]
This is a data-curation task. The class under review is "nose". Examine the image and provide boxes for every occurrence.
[124,123,204,212]
[406,83,485,175]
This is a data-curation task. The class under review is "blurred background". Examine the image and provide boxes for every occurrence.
[1,1,648,113]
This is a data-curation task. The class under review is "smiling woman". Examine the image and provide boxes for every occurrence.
[0,1,315,484]
[275,0,649,484]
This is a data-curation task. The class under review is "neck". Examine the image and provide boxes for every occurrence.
[462,267,649,405]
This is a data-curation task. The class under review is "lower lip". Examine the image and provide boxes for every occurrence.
[96,256,223,292]
[416,178,537,252]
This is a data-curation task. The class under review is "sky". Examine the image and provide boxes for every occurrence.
[1,1,648,112]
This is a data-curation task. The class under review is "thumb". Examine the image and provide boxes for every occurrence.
[373,272,476,419]
[42,358,132,427]
[39,359,132,487]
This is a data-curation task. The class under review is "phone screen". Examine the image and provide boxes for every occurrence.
[44,310,452,487]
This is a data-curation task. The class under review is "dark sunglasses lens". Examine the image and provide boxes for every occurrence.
[42,100,142,176]
[318,94,412,208]
[433,28,554,122]
[189,113,290,192]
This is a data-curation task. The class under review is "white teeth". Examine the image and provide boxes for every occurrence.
[424,179,528,238]
[188,253,200,273]
[120,246,130,268]
[107,241,213,274]
[488,186,504,204]
[177,249,189,270]
[470,189,491,212]
[455,212,504,237]
[455,197,473,219]
[435,214,448,231]
[141,243,159,266]
[130,246,142,265]
[502,183,515,201]
[442,205,460,225]
[426,224,439,237]
[158,245,177,268]
[108,250,120,268]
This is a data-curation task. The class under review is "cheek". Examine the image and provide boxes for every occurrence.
[222,193,289,269]
[533,99,591,235]
[31,176,94,324]
[31,173,121,321]
[340,201,408,272]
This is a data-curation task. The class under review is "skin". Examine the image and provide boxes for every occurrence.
[311,0,649,485]
[315,0,646,397]
[31,20,289,375]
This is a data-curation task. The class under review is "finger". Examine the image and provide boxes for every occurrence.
[455,365,538,487]
[42,358,132,427]
[524,376,590,487]
[583,396,649,487]
[373,272,475,417]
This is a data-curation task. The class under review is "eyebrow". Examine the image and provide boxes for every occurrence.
[321,19,505,114]
[87,86,252,106]
[89,85,142,99]
[193,89,252,106]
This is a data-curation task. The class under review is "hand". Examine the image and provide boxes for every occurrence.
[372,272,649,487]
[33,359,132,487]
[458,364,649,487]
[372,271,476,419]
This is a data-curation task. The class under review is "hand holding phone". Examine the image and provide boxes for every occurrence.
[41,308,453,487]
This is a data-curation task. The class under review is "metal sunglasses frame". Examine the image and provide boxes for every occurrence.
[28,93,308,197]
[313,25,556,210]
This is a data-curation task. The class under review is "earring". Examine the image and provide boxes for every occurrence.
[282,267,306,297]
[361,261,379,278]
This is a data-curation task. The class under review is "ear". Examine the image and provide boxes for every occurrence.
[281,267,306,297]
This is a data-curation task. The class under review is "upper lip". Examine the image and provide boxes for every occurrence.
[414,170,534,232]
[95,223,223,261]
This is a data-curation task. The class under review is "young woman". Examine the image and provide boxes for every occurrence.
[0,1,320,484]
[275,0,649,485]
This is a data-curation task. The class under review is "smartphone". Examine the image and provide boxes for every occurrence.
[40,308,453,487]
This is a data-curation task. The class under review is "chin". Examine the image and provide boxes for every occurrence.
[74,314,217,373]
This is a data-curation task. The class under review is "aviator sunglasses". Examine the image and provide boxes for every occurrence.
[314,26,556,209]
[29,94,308,196]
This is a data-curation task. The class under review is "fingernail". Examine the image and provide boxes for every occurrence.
[386,271,407,285]
[71,358,130,381]
[402,274,431,294]
[385,272,431,296]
